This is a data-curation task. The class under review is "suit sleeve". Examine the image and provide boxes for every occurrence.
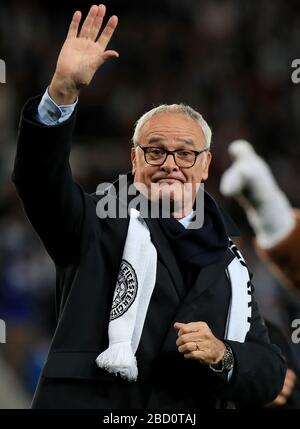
[12,95,85,266]
[214,295,287,407]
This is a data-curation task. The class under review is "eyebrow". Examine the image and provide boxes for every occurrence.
[147,137,196,147]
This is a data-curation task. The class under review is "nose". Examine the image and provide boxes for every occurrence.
[160,153,179,172]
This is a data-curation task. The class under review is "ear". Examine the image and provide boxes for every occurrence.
[201,151,212,182]
[131,147,136,175]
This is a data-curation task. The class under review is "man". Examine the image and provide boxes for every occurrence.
[12,4,285,408]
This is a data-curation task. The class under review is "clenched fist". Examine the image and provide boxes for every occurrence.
[174,321,225,366]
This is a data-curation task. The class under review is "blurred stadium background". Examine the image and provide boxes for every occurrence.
[0,0,300,408]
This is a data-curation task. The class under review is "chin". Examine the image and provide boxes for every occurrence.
[158,188,177,203]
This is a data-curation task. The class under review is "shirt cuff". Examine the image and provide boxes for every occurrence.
[36,87,78,126]
[209,365,234,382]
[227,367,233,381]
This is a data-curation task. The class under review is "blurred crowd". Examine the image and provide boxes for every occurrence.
[0,0,300,407]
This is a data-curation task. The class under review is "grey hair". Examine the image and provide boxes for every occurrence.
[132,103,212,149]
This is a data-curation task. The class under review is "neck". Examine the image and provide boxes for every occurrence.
[170,199,194,219]
[172,207,193,219]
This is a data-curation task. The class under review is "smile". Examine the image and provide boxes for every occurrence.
[155,178,184,184]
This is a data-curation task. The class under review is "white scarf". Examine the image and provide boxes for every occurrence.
[96,211,252,381]
[96,209,157,381]
[225,239,252,342]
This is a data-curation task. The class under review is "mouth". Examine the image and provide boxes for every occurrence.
[153,178,184,185]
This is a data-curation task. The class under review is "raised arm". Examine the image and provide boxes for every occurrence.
[12,4,119,266]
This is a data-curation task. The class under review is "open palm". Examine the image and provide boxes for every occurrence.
[55,4,119,90]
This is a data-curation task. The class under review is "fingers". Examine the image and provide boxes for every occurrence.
[174,321,209,337]
[174,322,184,331]
[97,15,119,50]
[268,393,288,407]
[89,4,106,41]
[177,341,197,354]
[265,368,297,407]
[179,342,211,363]
[281,369,296,397]
[66,4,118,51]
[174,321,223,364]
[178,341,205,355]
[176,331,210,347]
[183,351,204,361]
[67,11,82,39]
[286,368,297,385]
[79,4,99,39]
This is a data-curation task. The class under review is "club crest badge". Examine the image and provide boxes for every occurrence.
[110,260,138,320]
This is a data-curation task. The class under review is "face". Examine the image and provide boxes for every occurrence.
[131,112,212,217]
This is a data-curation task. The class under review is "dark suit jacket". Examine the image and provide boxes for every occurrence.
[12,96,286,409]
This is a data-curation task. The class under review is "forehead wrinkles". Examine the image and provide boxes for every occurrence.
[142,123,203,141]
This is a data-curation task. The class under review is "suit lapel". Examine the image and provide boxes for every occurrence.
[101,216,130,274]
[179,256,230,314]
[99,191,186,302]
[160,251,234,353]
[143,216,186,301]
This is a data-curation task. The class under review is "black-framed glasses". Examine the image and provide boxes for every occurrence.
[137,145,209,168]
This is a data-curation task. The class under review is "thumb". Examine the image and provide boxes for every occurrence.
[174,322,185,332]
[102,50,119,62]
